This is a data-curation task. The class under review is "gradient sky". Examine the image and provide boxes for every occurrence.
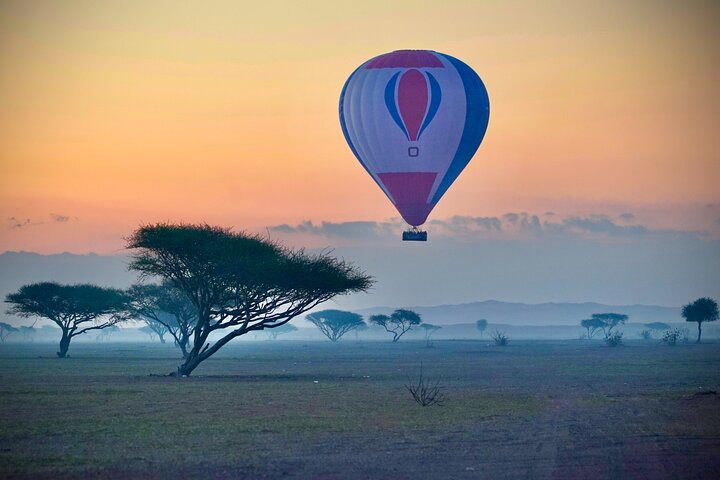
[0,1,719,263]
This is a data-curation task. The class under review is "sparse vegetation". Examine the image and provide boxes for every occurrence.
[662,328,680,345]
[640,329,652,340]
[681,297,718,343]
[604,331,623,347]
[369,309,421,343]
[405,363,444,407]
[491,330,508,346]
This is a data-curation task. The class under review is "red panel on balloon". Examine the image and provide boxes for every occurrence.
[378,172,437,226]
[397,70,428,141]
[365,50,444,69]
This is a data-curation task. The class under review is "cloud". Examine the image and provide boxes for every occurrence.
[49,213,71,222]
[269,211,703,244]
[7,217,33,229]
[270,219,403,241]
[6,213,77,230]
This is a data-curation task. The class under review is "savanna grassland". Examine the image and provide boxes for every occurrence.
[1,340,719,479]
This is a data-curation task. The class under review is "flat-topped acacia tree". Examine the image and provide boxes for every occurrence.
[127,223,373,376]
[5,282,129,357]
[306,309,365,342]
[370,309,421,343]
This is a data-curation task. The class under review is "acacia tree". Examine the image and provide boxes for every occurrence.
[266,323,297,340]
[0,322,18,342]
[370,309,421,343]
[592,313,628,336]
[476,319,488,338]
[306,309,365,342]
[127,283,197,358]
[580,318,604,339]
[682,297,718,343]
[4,282,129,357]
[420,323,441,347]
[19,326,36,342]
[127,223,372,376]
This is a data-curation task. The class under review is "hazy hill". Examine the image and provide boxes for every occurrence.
[1,251,682,327]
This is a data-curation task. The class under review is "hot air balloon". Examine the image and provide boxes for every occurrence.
[339,50,490,241]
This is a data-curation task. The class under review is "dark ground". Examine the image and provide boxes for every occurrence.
[1,339,719,479]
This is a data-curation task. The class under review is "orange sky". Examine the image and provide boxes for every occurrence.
[1,0,719,253]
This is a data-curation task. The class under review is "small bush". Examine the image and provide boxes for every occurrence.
[492,330,508,346]
[405,363,444,407]
[604,331,623,347]
[662,328,680,345]
[640,329,652,340]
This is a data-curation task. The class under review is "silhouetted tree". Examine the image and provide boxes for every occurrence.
[96,324,120,342]
[420,323,441,347]
[306,309,365,342]
[139,325,160,342]
[266,323,298,340]
[5,282,129,357]
[476,319,488,338]
[682,297,718,343]
[0,322,18,342]
[127,223,372,376]
[591,313,628,336]
[127,283,197,358]
[19,325,36,342]
[580,318,604,339]
[369,309,421,342]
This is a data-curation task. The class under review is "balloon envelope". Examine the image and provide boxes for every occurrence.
[339,50,490,227]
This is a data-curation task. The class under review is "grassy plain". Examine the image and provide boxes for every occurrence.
[1,340,719,479]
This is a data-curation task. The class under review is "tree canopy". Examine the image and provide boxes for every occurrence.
[0,322,19,342]
[306,309,365,342]
[369,309,421,342]
[420,323,441,346]
[4,282,129,357]
[580,318,604,339]
[591,313,628,336]
[127,223,372,375]
[476,319,488,337]
[682,297,718,343]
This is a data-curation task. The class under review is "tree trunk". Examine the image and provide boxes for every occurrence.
[57,330,71,358]
[158,333,166,344]
[174,354,202,376]
[696,322,702,343]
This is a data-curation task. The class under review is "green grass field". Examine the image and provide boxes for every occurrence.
[1,340,719,479]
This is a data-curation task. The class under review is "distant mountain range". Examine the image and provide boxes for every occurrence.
[1,251,682,326]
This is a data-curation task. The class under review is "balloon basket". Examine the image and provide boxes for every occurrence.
[402,228,427,242]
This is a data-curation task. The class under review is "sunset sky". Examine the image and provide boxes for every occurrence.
[0,1,719,307]
[1,0,719,253]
